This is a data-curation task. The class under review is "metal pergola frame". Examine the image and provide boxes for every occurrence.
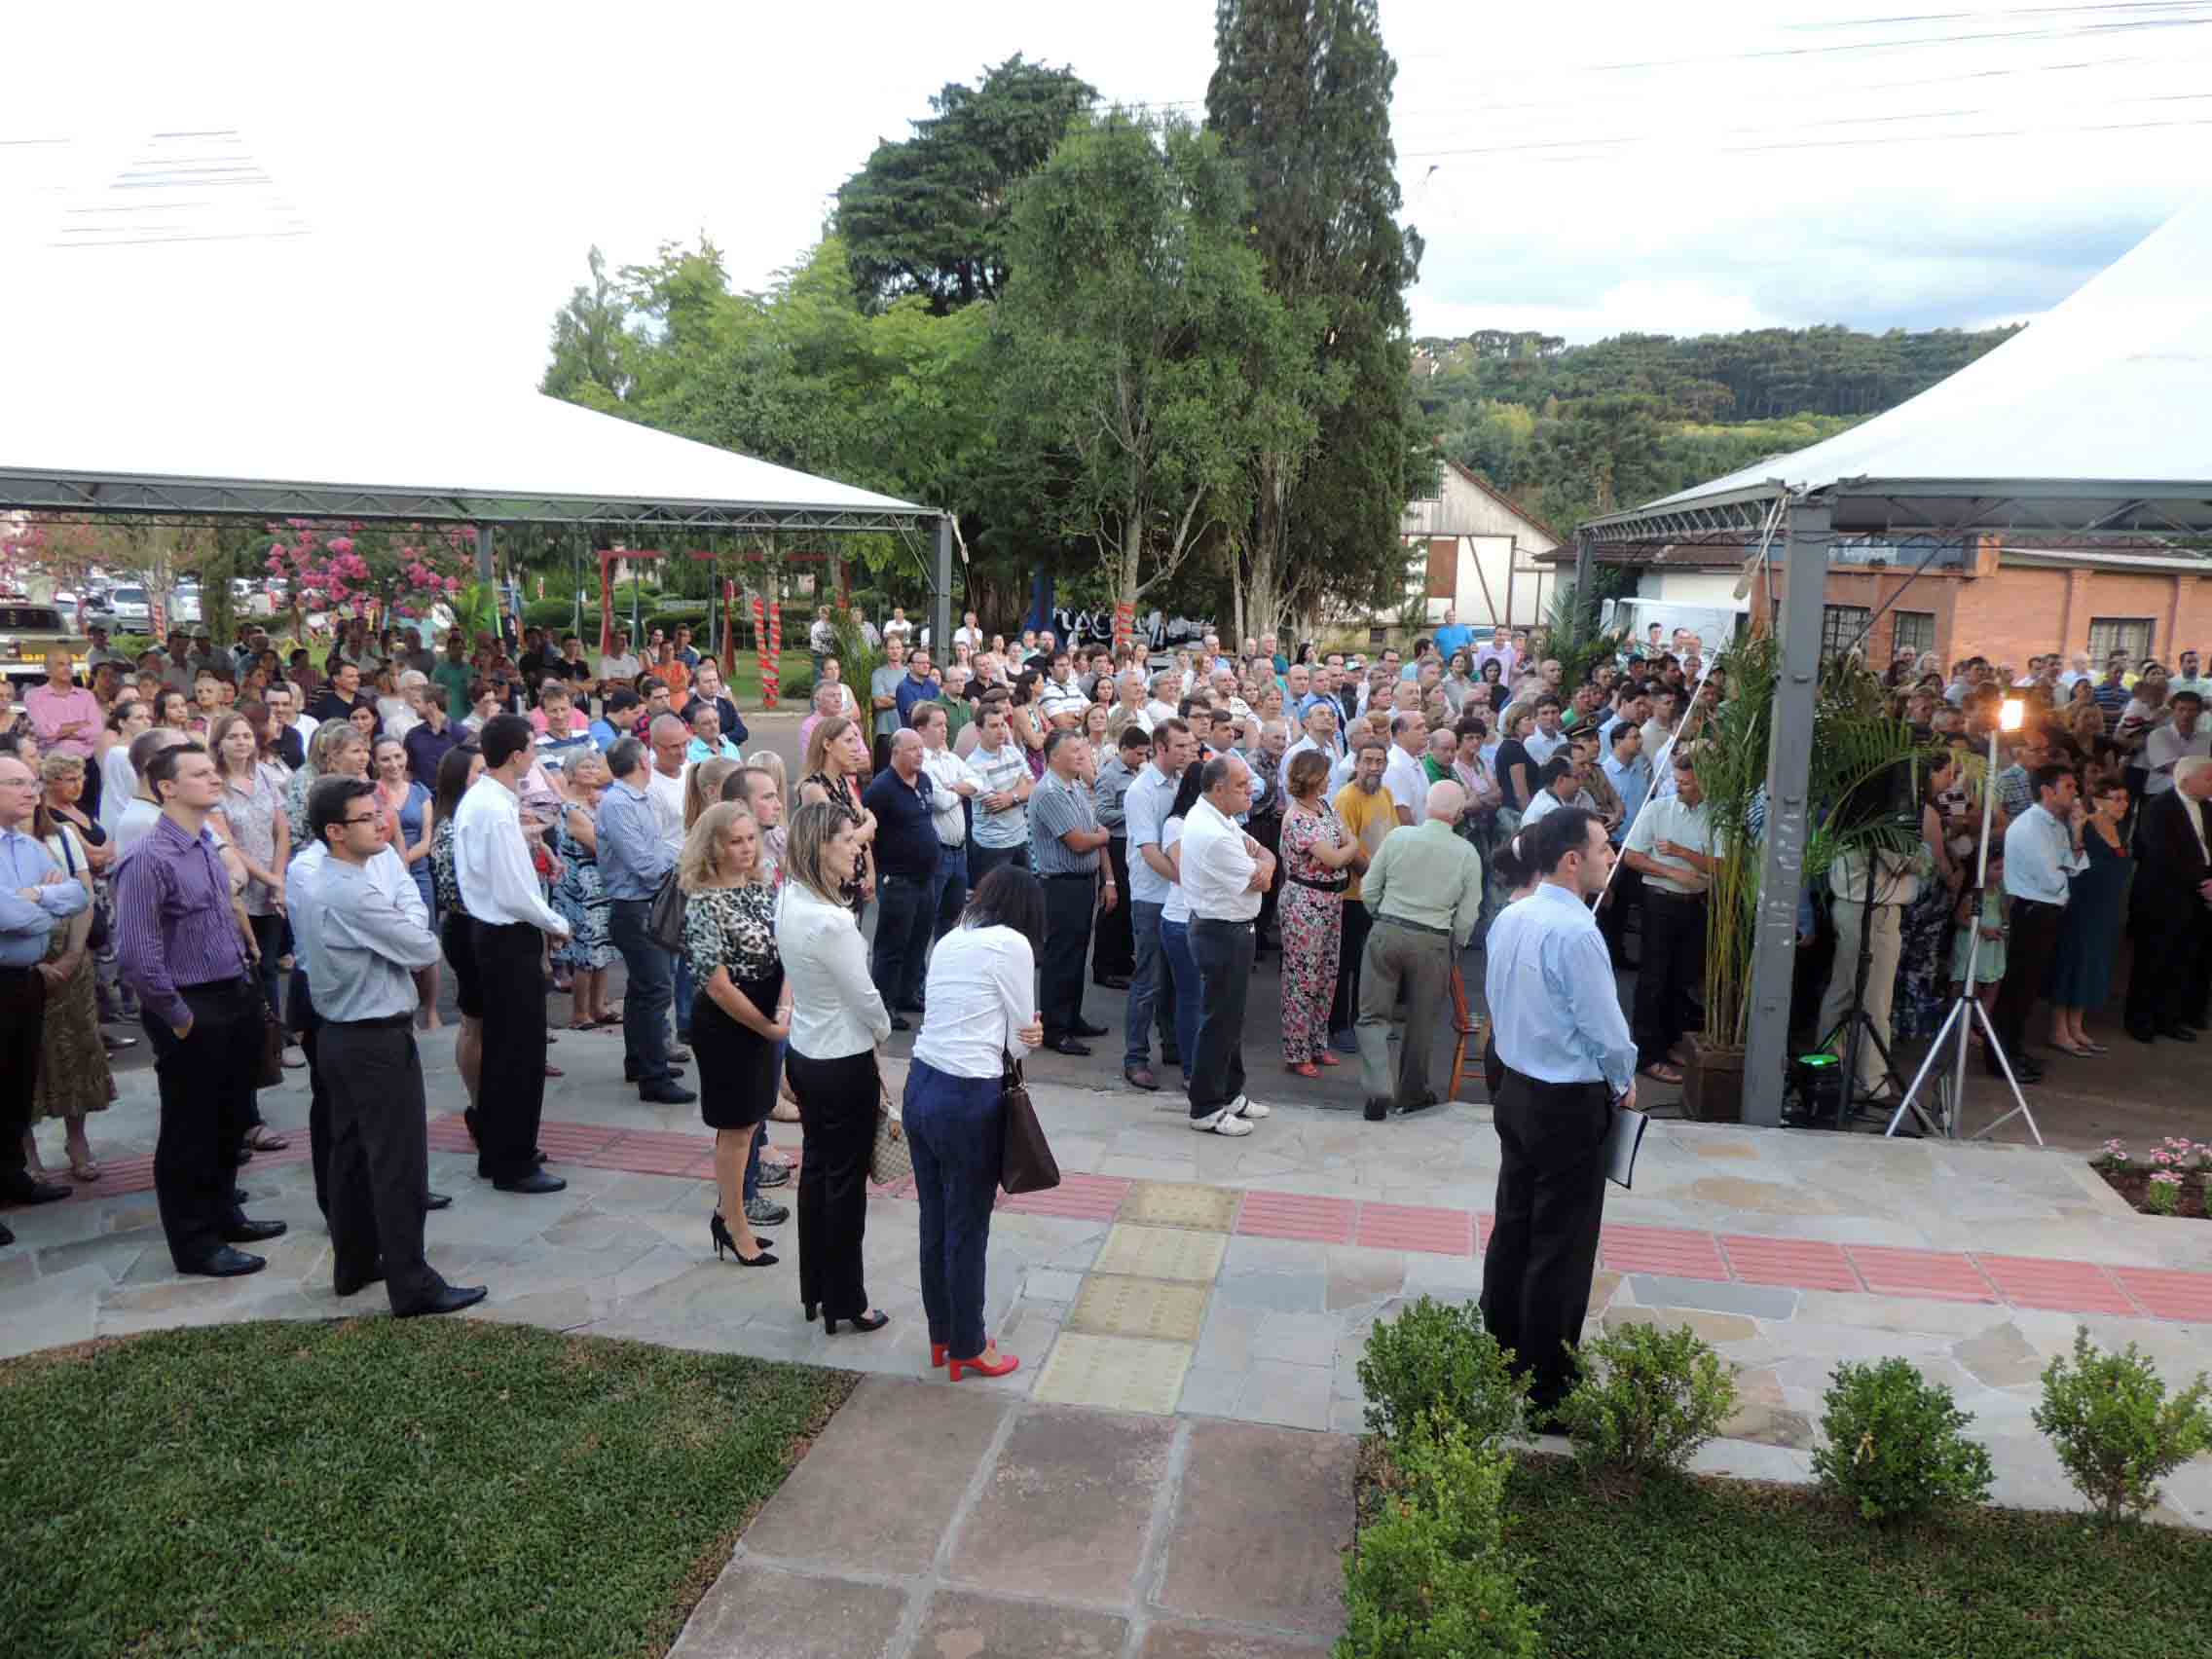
[0,466,957,652]
[1576,472,2212,1131]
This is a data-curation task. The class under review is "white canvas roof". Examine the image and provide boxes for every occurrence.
[1589,194,2212,541]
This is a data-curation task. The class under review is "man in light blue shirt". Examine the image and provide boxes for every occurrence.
[1601,723,1653,845]
[594,736,690,1104]
[1480,803,1635,1419]
[1993,764,2086,1084]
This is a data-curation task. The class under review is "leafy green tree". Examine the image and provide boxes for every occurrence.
[1207,0,1424,635]
[539,245,636,413]
[833,56,1097,314]
[994,113,1317,618]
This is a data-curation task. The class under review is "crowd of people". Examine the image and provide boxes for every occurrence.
[3,601,2198,1393]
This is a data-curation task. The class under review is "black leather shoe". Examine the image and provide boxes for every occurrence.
[1070,1018,1110,1038]
[0,1174,70,1206]
[1398,1091,1442,1116]
[334,1263,385,1297]
[2128,1026,2158,1045]
[494,1171,568,1195]
[1363,1097,1390,1123]
[222,1218,288,1244]
[624,1065,686,1083]
[423,1192,453,1211]
[889,1015,911,1032]
[0,1219,14,1247]
[533,1147,548,1166]
[639,1083,697,1105]
[182,1246,266,1277]
[1093,976,1130,990]
[1046,1037,1092,1057]
[1161,1049,1183,1069]
[2157,1023,2199,1043]
[397,1283,489,1318]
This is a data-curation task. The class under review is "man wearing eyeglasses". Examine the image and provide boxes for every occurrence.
[0,755,90,1247]
[293,775,486,1317]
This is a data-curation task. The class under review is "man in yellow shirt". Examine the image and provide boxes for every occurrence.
[1329,738,1400,1052]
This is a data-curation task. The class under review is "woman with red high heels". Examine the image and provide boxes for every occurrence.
[904,866,1046,1380]
[1277,750,1364,1079]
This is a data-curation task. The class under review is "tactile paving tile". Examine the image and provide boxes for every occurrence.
[1030,1331,1195,1416]
[1092,1223,1230,1283]
[1843,1245,1996,1304]
[1354,1202,1474,1255]
[1234,1190,1354,1244]
[1120,1181,1241,1233]
[1719,1235,1862,1291]
[997,1172,1132,1220]
[1599,1223,1730,1280]
[1066,1274,1212,1343]
[2110,1267,2212,1322]
[1974,1254,2135,1315]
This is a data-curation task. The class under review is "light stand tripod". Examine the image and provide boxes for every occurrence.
[1821,864,1928,1133]
[1887,712,2043,1144]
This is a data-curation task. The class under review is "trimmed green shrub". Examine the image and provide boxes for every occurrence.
[1811,1357,1994,1522]
[1338,1413,1541,1659]
[1557,1321,1737,1480]
[1356,1297,1529,1451]
[2032,1328,2212,1522]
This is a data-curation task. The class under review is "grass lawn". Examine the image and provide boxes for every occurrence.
[1503,1455,2212,1658]
[2,1320,853,1659]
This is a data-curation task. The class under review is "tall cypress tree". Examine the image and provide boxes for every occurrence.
[1207,0,1425,634]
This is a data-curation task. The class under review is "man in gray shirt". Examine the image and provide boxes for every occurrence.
[297,775,486,1317]
[1029,728,1115,1054]
[870,639,908,741]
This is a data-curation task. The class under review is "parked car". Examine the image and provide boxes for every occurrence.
[0,603,89,685]
[103,584,151,629]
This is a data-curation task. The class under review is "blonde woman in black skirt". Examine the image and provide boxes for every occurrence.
[680,801,788,1268]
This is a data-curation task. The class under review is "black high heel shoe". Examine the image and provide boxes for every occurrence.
[710,1212,778,1267]
[824,1309,890,1336]
[803,1302,819,1322]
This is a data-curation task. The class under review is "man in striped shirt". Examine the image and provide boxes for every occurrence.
[962,703,1035,888]
[1029,729,1116,1054]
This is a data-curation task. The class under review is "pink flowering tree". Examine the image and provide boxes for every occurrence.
[261,521,474,623]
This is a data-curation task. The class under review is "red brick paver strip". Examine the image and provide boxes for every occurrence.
[1844,1245,1999,1303]
[2111,1268,2212,1322]
[1235,1192,1355,1244]
[1719,1235,1864,1292]
[1975,1254,2139,1315]
[1600,1223,1731,1280]
[27,1112,2212,1326]
[1355,1202,1475,1255]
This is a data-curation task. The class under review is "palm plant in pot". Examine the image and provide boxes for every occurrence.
[1686,638,1933,1122]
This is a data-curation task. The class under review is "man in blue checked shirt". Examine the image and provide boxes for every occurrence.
[1480,805,1637,1421]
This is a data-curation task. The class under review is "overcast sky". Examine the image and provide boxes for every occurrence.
[5,0,2206,394]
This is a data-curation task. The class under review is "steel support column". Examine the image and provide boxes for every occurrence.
[1742,499,1827,1127]
[933,517,953,659]
[1571,531,1594,627]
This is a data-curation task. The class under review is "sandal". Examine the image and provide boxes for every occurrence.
[1639,1062,1684,1085]
[1285,1061,1321,1080]
[242,1124,291,1153]
[1316,1051,1342,1067]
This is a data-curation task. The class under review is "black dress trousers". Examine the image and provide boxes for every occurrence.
[1040,873,1095,1038]
[144,977,259,1269]
[321,1017,441,1311]
[469,920,547,1182]
[1481,1068,1611,1413]
[787,1047,879,1322]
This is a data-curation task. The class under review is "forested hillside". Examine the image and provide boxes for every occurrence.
[1414,322,2020,529]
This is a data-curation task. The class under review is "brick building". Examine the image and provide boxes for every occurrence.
[1563,535,2212,670]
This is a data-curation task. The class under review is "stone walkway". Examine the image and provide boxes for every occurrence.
[9,1017,2212,1625]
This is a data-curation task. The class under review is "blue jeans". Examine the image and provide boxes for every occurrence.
[902,1058,1004,1359]
[608,898,676,1085]
[932,841,969,942]
[967,841,1025,890]
[1160,917,1200,1074]
[1124,900,1180,1068]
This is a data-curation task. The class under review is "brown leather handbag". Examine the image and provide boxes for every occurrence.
[998,1051,1060,1195]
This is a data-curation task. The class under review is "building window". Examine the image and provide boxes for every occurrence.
[1892,610,1936,658]
[2087,617,2154,666]
[1822,605,1871,659]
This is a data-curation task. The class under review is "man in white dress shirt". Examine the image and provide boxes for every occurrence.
[1177,754,1276,1136]
[453,715,571,1194]
[913,701,978,940]
[1382,712,1430,827]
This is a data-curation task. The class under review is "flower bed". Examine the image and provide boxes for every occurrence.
[2092,1138,2211,1219]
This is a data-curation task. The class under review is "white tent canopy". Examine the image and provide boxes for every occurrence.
[1587,194,2212,543]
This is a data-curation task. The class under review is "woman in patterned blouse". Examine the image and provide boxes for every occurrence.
[682,801,791,1268]
[795,717,876,910]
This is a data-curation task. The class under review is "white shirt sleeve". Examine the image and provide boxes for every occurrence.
[454,784,568,934]
[819,907,893,1045]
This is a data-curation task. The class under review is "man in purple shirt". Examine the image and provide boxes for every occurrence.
[114,742,290,1276]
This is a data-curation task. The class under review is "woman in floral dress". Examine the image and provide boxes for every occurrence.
[550,750,617,1029]
[1277,749,1367,1078]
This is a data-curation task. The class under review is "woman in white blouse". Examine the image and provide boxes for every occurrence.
[904,866,1046,1381]
[779,799,894,1334]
